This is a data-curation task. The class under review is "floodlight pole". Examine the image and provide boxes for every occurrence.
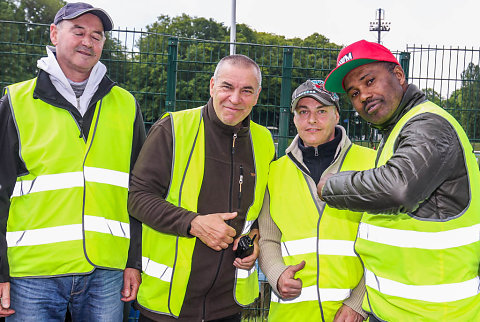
[230,0,236,54]
[369,8,390,44]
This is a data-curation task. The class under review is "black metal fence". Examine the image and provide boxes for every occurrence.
[2,20,479,155]
[407,45,480,149]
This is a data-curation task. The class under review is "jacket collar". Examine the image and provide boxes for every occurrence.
[203,98,251,137]
[286,125,351,170]
[371,84,427,132]
[33,69,115,116]
[297,127,342,159]
[34,46,115,116]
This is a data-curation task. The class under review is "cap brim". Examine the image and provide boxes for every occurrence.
[291,94,338,112]
[324,59,378,93]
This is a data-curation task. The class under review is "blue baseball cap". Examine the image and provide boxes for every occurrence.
[54,2,113,31]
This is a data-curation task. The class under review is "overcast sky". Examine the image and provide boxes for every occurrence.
[84,0,479,51]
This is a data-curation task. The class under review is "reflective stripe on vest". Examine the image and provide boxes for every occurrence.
[281,237,356,257]
[271,285,352,304]
[7,215,129,247]
[142,256,173,282]
[267,143,375,322]
[358,222,480,249]
[140,257,258,285]
[241,219,255,235]
[7,78,136,277]
[137,107,275,317]
[12,167,129,197]
[365,269,480,303]
[356,101,480,321]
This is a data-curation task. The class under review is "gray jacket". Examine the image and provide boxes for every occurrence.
[322,84,469,220]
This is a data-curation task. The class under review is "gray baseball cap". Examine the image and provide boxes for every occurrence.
[291,79,340,112]
[54,2,113,31]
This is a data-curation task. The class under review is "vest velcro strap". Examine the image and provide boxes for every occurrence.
[142,256,173,282]
[281,237,356,257]
[365,269,480,302]
[359,222,480,249]
[12,167,129,197]
[7,215,129,247]
[271,285,352,304]
[237,266,256,279]
[84,215,130,238]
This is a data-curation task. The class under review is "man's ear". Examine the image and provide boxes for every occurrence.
[253,86,261,105]
[50,23,58,46]
[394,65,406,87]
[209,77,215,97]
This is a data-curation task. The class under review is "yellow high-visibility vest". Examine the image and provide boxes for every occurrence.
[268,143,375,321]
[356,101,480,321]
[7,78,136,277]
[137,107,275,317]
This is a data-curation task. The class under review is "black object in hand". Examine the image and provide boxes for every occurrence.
[235,234,257,259]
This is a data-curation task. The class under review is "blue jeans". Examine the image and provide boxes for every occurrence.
[7,268,124,322]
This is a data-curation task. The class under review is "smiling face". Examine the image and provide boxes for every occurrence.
[293,96,339,147]
[50,13,105,82]
[343,62,406,126]
[210,62,261,127]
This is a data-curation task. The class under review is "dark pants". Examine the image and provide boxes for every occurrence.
[139,312,241,322]
[369,314,385,322]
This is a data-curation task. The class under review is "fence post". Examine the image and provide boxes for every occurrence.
[165,37,178,112]
[278,47,293,157]
[399,51,410,82]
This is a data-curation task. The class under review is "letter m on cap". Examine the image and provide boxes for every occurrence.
[338,53,353,66]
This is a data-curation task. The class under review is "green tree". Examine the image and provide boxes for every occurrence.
[0,0,23,20]
[422,88,443,106]
[127,14,230,122]
[456,63,480,140]
[1,9,351,136]
[18,0,66,23]
[0,0,65,86]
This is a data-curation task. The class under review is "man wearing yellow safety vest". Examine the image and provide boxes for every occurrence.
[318,40,480,321]
[128,54,275,321]
[258,79,375,322]
[0,2,145,320]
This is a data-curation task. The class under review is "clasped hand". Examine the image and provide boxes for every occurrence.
[189,212,237,251]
